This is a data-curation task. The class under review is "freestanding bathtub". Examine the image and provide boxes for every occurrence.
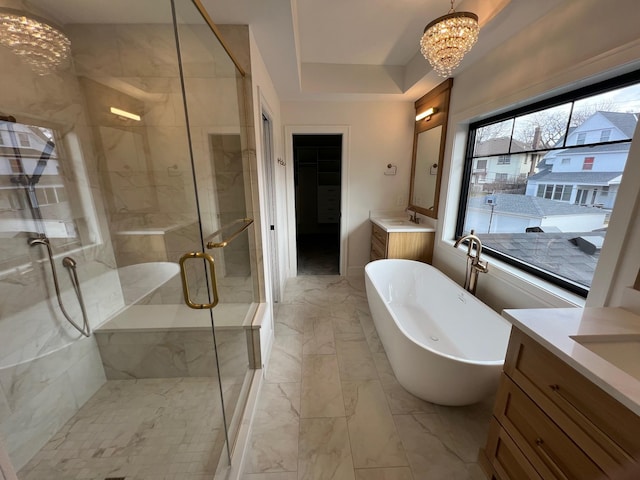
[364,259,512,406]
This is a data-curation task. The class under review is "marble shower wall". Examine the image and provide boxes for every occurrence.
[0,29,125,471]
[69,22,258,303]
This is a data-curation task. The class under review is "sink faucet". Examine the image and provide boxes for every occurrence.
[407,209,420,224]
[453,229,488,295]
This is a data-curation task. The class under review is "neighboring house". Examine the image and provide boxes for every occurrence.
[471,137,534,189]
[526,111,637,209]
[465,193,607,234]
[477,231,604,288]
[0,122,70,237]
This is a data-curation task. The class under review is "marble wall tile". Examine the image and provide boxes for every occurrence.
[0,336,97,411]
[99,343,188,379]
[244,383,300,474]
[184,341,218,378]
[216,25,251,76]
[184,77,241,128]
[116,24,180,77]
[393,414,481,479]
[342,380,408,469]
[301,355,345,418]
[0,385,10,425]
[1,374,79,470]
[95,328,247,381]
[174,25,219,78]
[298,417,355,480]
[335,338,378,381]
[354,467,414,480]
[67,25,123,77]
[59,344,106,411]
[214,329,250,380]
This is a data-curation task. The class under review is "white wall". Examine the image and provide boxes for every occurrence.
[249,28,282,367]
[436,0,640,312]
[281,101,415,275]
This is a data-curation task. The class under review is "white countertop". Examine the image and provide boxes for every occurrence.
[503,307,640,415]
[370,216,435,233]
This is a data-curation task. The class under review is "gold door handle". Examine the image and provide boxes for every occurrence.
[179,251,219,309]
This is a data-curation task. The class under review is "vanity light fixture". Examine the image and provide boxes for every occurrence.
[110,107,141,122]
[416,107,438,122]
[420,0,479,78]
[0,7,71,76]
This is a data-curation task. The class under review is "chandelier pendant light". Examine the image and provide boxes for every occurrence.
[420,0,478,78]
[0,7,71,76]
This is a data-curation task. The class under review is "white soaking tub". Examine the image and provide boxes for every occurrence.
[365,259,511,406]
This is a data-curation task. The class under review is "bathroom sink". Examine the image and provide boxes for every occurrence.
[376,218,415,226]
[385,220,413,225]
[572,335,640,381]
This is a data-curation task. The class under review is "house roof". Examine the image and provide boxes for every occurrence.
[527,170,622,185]
[552,142,631,156]
[467,193,605,217]
[477,231,604,288]
[474,137,528,157]
[599,111,638,138]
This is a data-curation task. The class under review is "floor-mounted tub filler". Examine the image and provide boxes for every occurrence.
[365,259,512,406]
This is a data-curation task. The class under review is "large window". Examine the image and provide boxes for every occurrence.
[457,70,640,296]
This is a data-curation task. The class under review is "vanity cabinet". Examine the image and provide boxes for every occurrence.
[480,327,640,479]
[370,222,433,263]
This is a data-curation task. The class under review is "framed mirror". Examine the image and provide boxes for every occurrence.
[408,78,453,219]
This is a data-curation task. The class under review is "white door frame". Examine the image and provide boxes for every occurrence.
[259,95,282,302]
[284,125,350,276]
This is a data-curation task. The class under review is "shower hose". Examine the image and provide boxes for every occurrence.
[29,236,91,337]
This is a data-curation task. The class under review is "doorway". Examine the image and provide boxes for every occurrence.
[293,134,342,275]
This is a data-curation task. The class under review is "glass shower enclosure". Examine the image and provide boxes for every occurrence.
[0,0,259,477]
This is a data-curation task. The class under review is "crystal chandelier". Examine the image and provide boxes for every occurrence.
[0,8,71,76]
[420,0,478,78]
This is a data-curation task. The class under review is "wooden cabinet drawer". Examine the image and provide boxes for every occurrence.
[371,223,387,245]
[483,417,542,480]
[505,328,640,468]
[495,375,605,479]
[371,236,386,261]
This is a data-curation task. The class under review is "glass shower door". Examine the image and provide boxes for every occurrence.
[0,0,256,478]
[172,0,256,460]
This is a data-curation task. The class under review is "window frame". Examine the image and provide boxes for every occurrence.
[455,69,640,297]
[582,156,595,170]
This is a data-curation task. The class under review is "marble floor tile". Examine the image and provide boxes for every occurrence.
[335,338,378,381]
[394,414,484,479]
[244,383,300,474]
[372,352,436,415]
[342,380,408,469]
[354,467,414,480]
[242,473,298,480]
[303,317,336,355]
[358,310,385,354]
[242,274,494,480]
[276,304,326,336]
[18,378,227,480]
[301,355,345,418]
[298,417,355,480]
[265,334,303,384]
[432,399,494,463]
